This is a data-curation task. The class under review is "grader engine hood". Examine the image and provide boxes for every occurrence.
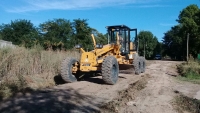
[79,44,116,72]
[80,52,97,72]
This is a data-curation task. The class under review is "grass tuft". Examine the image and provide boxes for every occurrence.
[177,61,200,84]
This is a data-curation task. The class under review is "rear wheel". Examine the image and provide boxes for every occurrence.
[140,57,146,73]
[102,56,119,85]
[61,58,79,83]
[134,56,141,75]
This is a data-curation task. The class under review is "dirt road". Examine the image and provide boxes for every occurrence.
[0,61,200,113]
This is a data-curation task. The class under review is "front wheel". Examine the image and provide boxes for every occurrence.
[61,58,79,83]
[102,56,119,85]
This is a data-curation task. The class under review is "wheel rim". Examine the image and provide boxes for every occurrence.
[69,61,77,81]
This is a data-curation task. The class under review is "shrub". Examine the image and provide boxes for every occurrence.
[178,61,200,80]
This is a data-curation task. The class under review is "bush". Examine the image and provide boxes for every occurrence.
[178,61,200,80]
[0,46,80,100]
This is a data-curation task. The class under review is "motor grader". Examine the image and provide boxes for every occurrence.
[61,25,145,85]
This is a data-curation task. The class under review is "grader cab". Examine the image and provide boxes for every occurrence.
[61,25,145,85]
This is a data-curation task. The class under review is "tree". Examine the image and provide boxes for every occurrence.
[0,18,106,50]
[72,19,93,50]
[39,19,73,50]
[162,4,200,60]
[162,25,184,60]
[137,31,158,59]
[0,19,39,48]
[154,41,162,56]
[92,29,108,45]
[0,33,2,39]
[177,4,200,56]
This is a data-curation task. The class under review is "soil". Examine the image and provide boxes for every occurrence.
[0,60,200,113]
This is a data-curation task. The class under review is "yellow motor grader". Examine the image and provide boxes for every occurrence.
[61,25,145,85]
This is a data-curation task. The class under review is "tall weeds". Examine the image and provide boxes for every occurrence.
[0,46,80,99]
[178,61,200,83]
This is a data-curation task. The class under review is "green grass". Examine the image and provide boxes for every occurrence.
[177,61,200,84]
[177,76,200,84]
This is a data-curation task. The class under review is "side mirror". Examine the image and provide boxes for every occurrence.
[96,44,103,49]
[75,44,82,49]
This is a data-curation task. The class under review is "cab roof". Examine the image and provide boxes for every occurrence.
[106,25,131,30]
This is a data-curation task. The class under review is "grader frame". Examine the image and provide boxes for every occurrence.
[61,25,145,85]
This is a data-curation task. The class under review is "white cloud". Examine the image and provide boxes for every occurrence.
[6,0,160,13]
[137,4,170,8]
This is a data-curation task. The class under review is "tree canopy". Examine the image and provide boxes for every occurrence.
[0,19,39,48]
[39,19,72,50]
[137,31,159,59]
[0,19,108,50]
[0,18,159,57]
[162,4,200,60]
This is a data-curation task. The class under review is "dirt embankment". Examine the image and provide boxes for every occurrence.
[0,60,200,113]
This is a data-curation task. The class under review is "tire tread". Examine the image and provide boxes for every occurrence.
[102,56,119,85]
[61,58,78,83]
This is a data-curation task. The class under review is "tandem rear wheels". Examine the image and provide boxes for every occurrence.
[133,56,146,75]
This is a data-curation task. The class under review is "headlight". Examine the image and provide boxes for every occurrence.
[75,44,82,49]
[96,44,103,49]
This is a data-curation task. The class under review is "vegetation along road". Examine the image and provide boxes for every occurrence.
[0,60,199,113]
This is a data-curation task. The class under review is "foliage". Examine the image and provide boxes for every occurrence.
[39,19,73,50]
[0,19,39,48]
[137,31,159,59]
[178,61,200,84]
[163,4,200,60]
[72,19,94,50]
[0,34,2,39]
[0,18,109,51]
[92,29,108,45]
[154,42,163,56]
[163,25,184,60]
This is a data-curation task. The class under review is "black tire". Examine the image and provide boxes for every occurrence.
[102,56,119,85]
[134,56,141,75]
[61,58,79,83]
[140,57,144,73]
[140,57,146,73]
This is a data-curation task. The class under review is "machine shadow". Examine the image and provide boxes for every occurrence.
[78,73,104,84]
[54,63,134,85]
[54,73,105,85]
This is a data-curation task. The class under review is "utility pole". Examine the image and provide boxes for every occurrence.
[187,33,189,63]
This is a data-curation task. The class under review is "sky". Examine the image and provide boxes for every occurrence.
[0,0,200,42]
